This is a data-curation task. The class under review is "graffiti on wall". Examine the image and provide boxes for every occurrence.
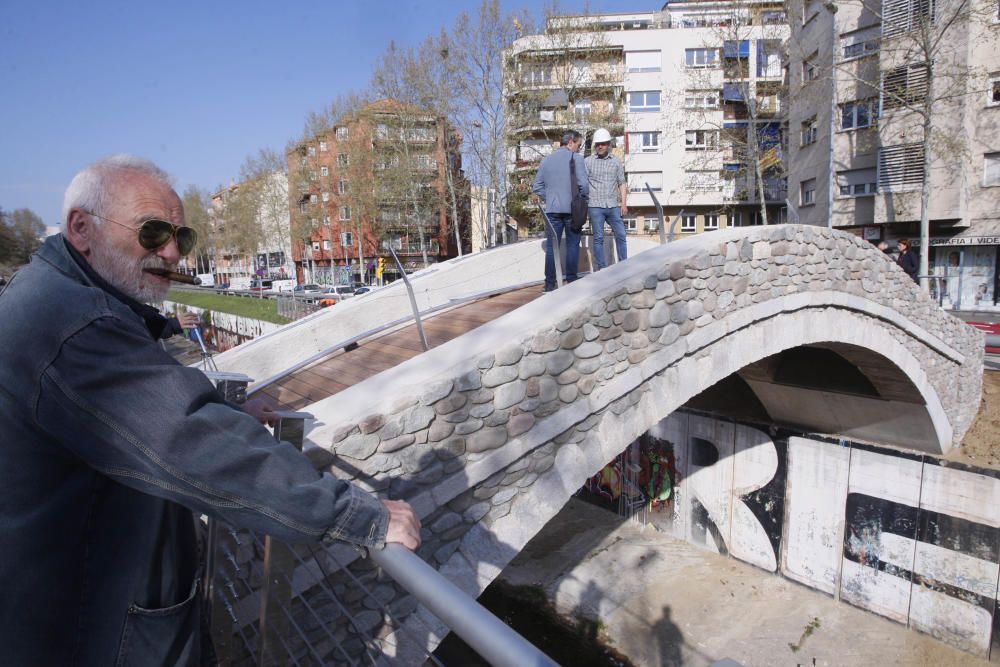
[645,412,1000,659]
[581,411,1000,658]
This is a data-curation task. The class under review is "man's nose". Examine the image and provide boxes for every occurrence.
[156,236,182,264]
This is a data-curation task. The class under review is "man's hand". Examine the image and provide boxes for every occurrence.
[382,499,421,550]
[242,396,278,426]
[621,203,628,216]
[177,311,200,330]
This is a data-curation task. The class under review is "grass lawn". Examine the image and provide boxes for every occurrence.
[167,289,292,325]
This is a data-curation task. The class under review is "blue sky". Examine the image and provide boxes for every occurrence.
[1,0,643,230]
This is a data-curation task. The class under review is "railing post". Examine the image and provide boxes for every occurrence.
[387,245,430,351]
[256,411,312,667]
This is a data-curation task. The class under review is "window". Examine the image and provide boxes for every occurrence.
[685,48,719,68]
[307,145,317,156]
[522,65,552,85]
[800,178,816,205]
[800,117,818,146]
[312,241,321,251]
[323,240,332,251]
[336,126,349,140]
[309,218,317,228]
[338,179,349,194]
[704,214,720,230]
[984,153,1000,186]
[623,217,638,234]
[878,143,925,191]
[684,90,720,109]
[337,153,349,167]
[626,51,661,73]
[320,165,329,177]
[757,40,783,78]
[319,140,328,152]
[802,52,820,83]
[574,99,592,121]
[375,123,390,139]
[519,138,554,161]
[883,0,934,38]
[644,218,659,232]
[323,215,331,226]
[989,74,1000,106]
[341,232,353,247]
[882,63,929,111]
[684,170,721,191]
[321,192,330,202]
[340,205,351,221]
[842,35,879,60]
[685,129,720,150]
[627,131,661,153]
[628,172,663,192]
[407,127,435,142]
[628,90,660,112]
[309,194,318,203]
[680,214,697,232]
[840,100,876,130]
[414,154,437,170]
[837,168,878,196]
[309,170,318,181]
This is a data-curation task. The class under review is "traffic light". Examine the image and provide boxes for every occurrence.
[377,257,385,277]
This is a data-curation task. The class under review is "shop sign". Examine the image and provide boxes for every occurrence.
[912,236,1000,247]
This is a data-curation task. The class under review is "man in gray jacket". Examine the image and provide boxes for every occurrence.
[0,155,420,665]
[531,130,588,291]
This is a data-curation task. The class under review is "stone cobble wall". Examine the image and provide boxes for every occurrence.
[293,225,983,661]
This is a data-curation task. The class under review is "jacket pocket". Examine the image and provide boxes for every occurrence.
[115,577,202,667]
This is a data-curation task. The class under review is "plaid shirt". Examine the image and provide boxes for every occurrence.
[584,153,626,208]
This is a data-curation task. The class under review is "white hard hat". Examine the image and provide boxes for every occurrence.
[592,128,613,146]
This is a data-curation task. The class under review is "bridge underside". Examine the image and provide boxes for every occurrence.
[687,342,940,452]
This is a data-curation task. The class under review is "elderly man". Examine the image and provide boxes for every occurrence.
[532,130,588,291]
[0,155,420,665]
[584,128,628,270]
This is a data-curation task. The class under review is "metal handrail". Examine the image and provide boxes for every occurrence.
[370,544,559,667]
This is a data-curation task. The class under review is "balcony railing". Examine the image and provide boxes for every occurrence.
[381,239,441,255]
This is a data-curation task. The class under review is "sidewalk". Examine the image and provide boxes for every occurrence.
[500,497,990,667]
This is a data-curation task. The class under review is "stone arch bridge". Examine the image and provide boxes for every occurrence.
[221,225,984,660]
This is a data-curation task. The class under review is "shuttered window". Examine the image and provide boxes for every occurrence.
[883,0,934,37]
[881,63,929,111]
[878,144,925,191]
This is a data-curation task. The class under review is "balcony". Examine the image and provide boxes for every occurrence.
[381,239,441,255]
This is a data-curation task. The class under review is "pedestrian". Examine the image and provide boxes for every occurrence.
[532,130,588,291]
[896,238,919,282]
[0,154,421,665]
[584,128,628,270]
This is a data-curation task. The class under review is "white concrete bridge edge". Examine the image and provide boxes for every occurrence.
[209,237,660,385]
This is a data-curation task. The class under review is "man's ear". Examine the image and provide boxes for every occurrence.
[65,209,95,258]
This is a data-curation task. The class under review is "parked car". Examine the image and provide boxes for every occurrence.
[322,285,355,299]
[353,286,372,296]
[249,279,273,292]
[294,283,322,294]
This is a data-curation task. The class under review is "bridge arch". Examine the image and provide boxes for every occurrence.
[291,225,982,659]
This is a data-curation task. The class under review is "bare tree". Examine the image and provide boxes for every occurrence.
[447,0,535,247]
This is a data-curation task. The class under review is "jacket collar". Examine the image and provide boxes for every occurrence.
[37,235,168,339]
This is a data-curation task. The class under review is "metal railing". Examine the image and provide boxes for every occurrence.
[201,402,556,666]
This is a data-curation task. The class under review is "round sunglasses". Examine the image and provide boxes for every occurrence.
[87,211,198,256]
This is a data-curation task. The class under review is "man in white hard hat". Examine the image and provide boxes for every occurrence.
[584,128,628,270]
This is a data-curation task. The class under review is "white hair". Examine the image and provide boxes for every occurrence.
[61,154,175,234]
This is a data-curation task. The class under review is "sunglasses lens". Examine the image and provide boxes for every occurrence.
[137,220,175,250]
[176,228,198,255]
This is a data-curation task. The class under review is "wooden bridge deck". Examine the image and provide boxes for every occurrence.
[257,285,544,411]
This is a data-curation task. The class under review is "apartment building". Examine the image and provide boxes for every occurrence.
[505,1,789,241]
[786,0,1000,311]
[208,172,294,286]
[287,99,468,286]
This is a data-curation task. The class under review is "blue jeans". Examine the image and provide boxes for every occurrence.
[543,212,581,290]
[589,206,627,270]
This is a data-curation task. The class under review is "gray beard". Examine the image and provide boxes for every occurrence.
[88,238,170,303]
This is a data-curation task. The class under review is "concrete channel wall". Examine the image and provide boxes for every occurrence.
[642,410,1000,660]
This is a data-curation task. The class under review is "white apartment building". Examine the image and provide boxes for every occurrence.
[786,0,1000,311]
[505,1,790,240]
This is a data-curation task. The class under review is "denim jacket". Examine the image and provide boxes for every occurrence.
[0,236,389,665]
